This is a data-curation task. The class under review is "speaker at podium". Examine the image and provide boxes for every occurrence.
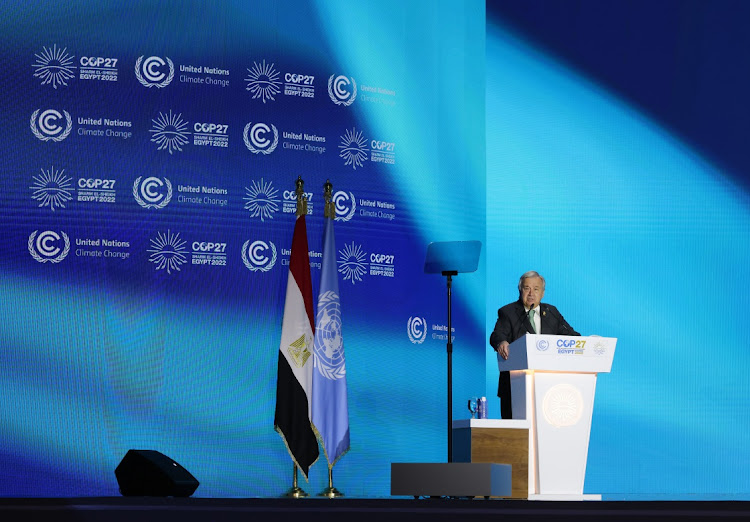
[454,334,617,500]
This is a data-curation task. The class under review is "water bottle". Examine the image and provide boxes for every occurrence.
[478,397,488,419]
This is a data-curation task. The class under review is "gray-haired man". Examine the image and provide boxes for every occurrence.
[490,271,579,419]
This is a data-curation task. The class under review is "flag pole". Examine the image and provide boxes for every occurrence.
[314,180,346,499]
[283,180,309,498]
[276,175,319,496]
[286,178,310,499]
[319,465,343,498]
[282,464,309,498]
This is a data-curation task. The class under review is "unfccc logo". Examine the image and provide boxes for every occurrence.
[407,316,427,344]
[135,56,174,87]
[133,176,172,209]
[30,109,72,142]
[28,230,70,263]
[241,240,277,272]
[332,190,356,222]
[328,75,357,106]
[536,339,549,351]
[243,122,278,154]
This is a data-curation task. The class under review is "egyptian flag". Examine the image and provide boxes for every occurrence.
[274,213,319,478]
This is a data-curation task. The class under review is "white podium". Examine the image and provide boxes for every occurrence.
[496,334,616,500]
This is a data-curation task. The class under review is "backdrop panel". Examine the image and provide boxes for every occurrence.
[486,0,750,500]
[0,0,486,497]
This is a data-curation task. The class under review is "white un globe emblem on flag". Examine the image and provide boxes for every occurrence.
[313,291,346,380]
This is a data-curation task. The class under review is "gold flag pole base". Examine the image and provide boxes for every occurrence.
[318,485,343,499]
[283,486,310,499]
[318,466,344,498]
[282,464,309,498]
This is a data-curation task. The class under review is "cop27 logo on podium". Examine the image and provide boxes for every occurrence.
[135,56,174,88]
[241,240,277,272]
[30,109,72,142]
[28,230,70,263]
[542,384,584,428]
[407,316,427,344]
[133,176,172,209]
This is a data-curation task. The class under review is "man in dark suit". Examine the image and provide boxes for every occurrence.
[490,271,579,419]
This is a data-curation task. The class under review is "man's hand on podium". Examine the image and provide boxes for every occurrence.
[497,341,510,360]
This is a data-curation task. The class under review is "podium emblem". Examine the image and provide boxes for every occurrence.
[536,339,549,351]
[542,383,583,428]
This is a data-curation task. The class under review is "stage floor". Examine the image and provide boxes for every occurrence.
[1,498,749,522]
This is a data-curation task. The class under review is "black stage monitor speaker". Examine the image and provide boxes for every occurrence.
[115,449,199,497]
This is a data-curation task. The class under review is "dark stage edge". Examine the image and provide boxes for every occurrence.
[1,498,750,522]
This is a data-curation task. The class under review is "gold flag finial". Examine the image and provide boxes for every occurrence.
[295,176,308,217]
[323,179,335,219]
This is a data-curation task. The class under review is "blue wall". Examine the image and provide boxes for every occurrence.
[486,0,750,499]
[3,0,749,500]
[0,0,486,497]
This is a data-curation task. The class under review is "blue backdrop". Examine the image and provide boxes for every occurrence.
[2,0,749,501]
[486,0,750,500]
[0,0,486,497]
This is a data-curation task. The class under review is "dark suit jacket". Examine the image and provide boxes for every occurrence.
[490,299,579,397]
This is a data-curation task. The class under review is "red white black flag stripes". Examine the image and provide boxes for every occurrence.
[274,213,319,478]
